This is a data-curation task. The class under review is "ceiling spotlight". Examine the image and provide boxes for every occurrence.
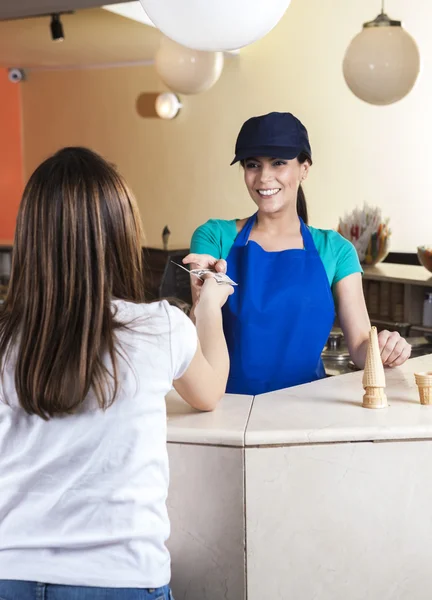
[50,14,64,42]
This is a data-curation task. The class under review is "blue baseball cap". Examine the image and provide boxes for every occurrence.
[231,112,312,165]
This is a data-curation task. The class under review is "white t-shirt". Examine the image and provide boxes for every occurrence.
[0,300,197,588]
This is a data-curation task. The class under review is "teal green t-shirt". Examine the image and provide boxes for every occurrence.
[190,218,362,289]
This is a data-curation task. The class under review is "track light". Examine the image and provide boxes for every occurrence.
[50,14,64,42]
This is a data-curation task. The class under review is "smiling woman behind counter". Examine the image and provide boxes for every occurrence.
[184,111,412,396]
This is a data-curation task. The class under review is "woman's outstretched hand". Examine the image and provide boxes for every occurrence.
[197,275,234,311]
[183,254,230,322]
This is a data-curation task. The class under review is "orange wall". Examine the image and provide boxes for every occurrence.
[0,68,23,243]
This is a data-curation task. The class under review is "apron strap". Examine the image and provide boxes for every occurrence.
[233,213,257,247]
[299,218,318,253]
[236,214,317,253]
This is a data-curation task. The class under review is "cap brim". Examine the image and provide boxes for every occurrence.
[230,145,302,166]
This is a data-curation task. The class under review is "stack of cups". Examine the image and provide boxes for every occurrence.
[414,372,432,405]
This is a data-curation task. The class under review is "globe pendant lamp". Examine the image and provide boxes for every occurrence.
[343,0,420,106]
[139,0,292,52]
[155,36,224,95]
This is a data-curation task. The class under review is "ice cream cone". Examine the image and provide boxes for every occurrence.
[417,385,432,405]
[362,327,386,388]
[414,372,432,405]
[362,327,388,409]
[363,386,388,409]
[414,372,432,385]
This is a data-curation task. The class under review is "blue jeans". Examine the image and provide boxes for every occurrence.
[0,581,173,600]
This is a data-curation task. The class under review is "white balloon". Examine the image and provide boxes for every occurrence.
[139,0,292,51]
[156,37,224,95]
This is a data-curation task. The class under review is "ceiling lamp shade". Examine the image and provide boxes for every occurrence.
[155,93,182,119]
[139,0,292,51]
[343,6,420,106]
[155,36,224,95]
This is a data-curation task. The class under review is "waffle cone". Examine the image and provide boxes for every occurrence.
[363,386,388,409]
[362,327,386,389]
[415,372,432,386]
[417,385,432,405]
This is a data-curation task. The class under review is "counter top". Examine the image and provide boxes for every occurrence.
[166,390,253,446]
[246,355,432,446]
[363,262,432,285]
[167,355,432,448]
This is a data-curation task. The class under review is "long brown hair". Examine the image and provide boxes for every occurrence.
[0,147,145,419]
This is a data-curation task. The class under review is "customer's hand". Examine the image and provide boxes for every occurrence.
[196,276,234,314]
[378,330,412,367]
[183,254,228,311]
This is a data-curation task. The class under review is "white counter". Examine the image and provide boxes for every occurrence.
[247,355,432,445]
[166,354,432,600]
[167,354,432,447]
[166,391,252,446]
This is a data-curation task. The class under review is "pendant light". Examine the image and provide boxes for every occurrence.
[343,0,420,106]
[155,36,224,95]
[138,0,292,52]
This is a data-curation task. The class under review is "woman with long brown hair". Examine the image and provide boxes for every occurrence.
[0,147,233,599]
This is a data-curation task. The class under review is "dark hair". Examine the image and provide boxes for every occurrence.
[297,151,312,225]
[0,147,145,419]
[241,151,312,224]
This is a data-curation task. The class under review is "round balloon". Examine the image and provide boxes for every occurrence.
[155,37,224,95]
[140,0,292,51]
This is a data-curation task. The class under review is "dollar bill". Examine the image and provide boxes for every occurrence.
[171,262,238,286]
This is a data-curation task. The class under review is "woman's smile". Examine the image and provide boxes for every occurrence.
[256,188,281,198]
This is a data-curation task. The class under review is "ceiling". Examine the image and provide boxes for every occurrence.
[0,0,129,20]
[103,2,154,27]
[0,5,161,69]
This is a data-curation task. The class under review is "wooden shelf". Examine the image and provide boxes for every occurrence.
[409,324,432,334]
[363,263,432,286]
[363,266,432,334]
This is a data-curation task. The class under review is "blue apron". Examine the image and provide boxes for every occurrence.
[222,213,335,395]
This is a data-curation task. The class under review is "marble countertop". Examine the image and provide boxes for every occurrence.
[166,390,253,446]
[246,355,432,446]
[167,355,432,447]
